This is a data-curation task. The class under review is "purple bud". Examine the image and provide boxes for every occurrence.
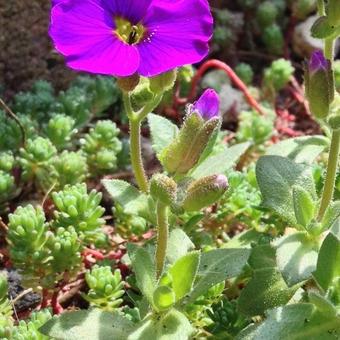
[193,89,220,120]
[215,174,229,189]
[309,50,328,73]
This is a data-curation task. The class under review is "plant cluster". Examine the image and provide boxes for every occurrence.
[0,75,123,209]
[7,183,106,294]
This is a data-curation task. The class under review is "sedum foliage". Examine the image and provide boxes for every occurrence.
[83,265,125,311]
[52,184,106,246]
[81,120,122,175]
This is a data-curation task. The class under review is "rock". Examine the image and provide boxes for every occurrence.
[5,269,41,312]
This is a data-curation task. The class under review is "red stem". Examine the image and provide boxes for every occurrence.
[83,248,105,260]
[40,288,50,309]
[189,59,265,115]
[51,291,63,315]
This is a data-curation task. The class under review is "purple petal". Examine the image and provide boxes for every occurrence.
[101,0,152,24]
[66,37,140,76]
[193,89,220,120]
[52,0,66,6]
[50,0,140,76]
[137,0,213,77]
[309,50,328,73]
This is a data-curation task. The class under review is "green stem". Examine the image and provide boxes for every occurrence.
[129,118,149,193]
[123,92,163,193]
[318,130,340,221]
[317,38,337,221]
[155,202,169,278]
[317,0,325,16]
[324,38,334,61]
[137,93,163,121]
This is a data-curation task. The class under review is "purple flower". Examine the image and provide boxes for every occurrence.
[49,0,213,77]
[192,89,220,120]
[309,50,328,73]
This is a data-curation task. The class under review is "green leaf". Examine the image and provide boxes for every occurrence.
[128,309,193,340]
[292,185,315,229]
[190,142,250,179]
[273,232,320,286]
[148,113,179,156]
[256,156,316,226]
[314,230,340,291]
[185,248,250,304]
[39,309,134,340]
[237,302,340,340]
[238,267,299,317]
[102,179,155,223]
[223,229,264,249]
[311,16,339,39]
[308,292,338,316]
[166,229,195,264]
[248,244,276,269]
[153,286,176,311]
[127,244,156,305]
[321,201,340,232]
[169,251,200,302]
[266,136,329,164]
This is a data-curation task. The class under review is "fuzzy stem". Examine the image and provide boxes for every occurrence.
[155,202,169,278]
[317,0,325,16]
[317,38,337,221]
[129,118,149,193]
[123,93,163,193]
[318,130,340,220]
[324,38,334,62]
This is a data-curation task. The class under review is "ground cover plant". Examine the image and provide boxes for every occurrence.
[0,0,339,339]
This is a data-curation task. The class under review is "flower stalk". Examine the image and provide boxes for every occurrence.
[155,202,169,278]
[124,92,163,193]
[129,118,149,193]
[317,38,338,221]
[318,129,340,220]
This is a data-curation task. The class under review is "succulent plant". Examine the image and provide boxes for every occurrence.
[52,184,106,245]
[45,114,76,150]
[83,265,125,311]
[53,151,88,189]
[7,205,51,289]
[81,120,122,175]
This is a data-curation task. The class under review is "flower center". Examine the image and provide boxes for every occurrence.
[115,17,146,45]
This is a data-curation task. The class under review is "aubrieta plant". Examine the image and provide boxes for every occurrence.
[40,0,244,338]
[0,0,338,339]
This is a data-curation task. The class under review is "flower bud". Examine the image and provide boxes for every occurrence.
[311,16,337,39]
[182,175,228,212]
[117,74,140,92]
[327,0,340,27]
[130,78,154,108]
[192,89,220,121]
[161,89,221,175]
[305,50,334,119]
[150,174,177,205]
[149,69,177,94]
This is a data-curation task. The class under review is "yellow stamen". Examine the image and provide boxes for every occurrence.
[115,17,145,45]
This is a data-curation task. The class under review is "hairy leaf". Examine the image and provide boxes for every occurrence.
[256,156,316,226]
[39,309,134,340]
